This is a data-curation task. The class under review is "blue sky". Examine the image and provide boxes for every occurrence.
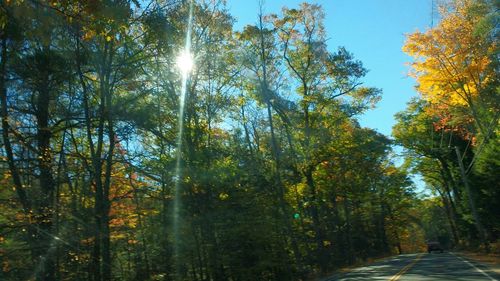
[227,0,433,137]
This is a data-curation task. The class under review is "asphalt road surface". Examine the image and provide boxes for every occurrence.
[322,252,499,281]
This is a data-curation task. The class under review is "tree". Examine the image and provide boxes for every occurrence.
[401,0,499,251]
[403,0,499,138]
[270,3,381,273]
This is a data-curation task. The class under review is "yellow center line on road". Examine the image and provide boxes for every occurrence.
[389,254,424,281]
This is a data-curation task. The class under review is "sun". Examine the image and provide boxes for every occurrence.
[176,50,194,75]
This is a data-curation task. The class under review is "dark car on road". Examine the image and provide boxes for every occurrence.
[427,241,444,253]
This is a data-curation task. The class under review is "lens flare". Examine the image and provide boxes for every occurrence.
[172,0,194,279]
[176,50,194,75]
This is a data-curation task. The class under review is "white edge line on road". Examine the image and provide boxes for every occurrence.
[450,252,498,281]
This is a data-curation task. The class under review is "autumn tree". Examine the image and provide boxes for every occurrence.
[403,0,498,134]
[401,0,499,250]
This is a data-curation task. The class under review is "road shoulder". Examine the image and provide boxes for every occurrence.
[452,251,500,280]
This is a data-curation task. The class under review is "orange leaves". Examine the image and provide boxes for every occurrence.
[82,29,96,41]
[109,214,137,229]
[108,181,139,237]
[127,239,138,245]
[424,103,475,141]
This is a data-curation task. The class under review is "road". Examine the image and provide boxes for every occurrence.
[322,252,499,281]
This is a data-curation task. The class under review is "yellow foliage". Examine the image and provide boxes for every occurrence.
[399,224,427,253]
[403,0,495,108]
[111,233,127,240]
[218,192,229,201]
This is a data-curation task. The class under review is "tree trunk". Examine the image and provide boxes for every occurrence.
[257,10,302,274]
[342,188,354,264]
[0,35,31,212]
[454,146,489,252]
[305,167,327,272]
[438,170,460,246]
[439,190,460,246]
[34,67,56,281]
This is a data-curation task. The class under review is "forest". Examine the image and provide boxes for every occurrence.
[0,0,498,280]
